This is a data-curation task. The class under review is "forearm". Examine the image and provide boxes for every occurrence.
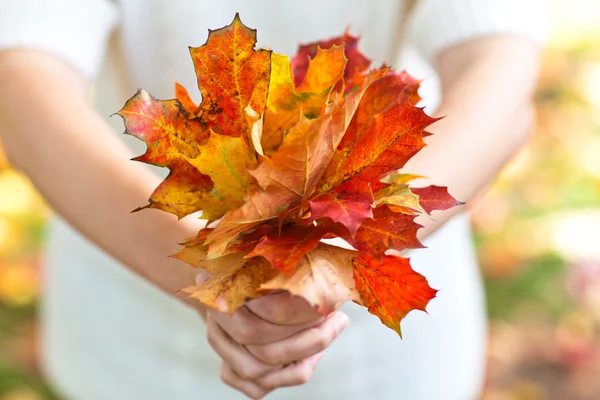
[402,36,541,238]
[0,50,202,295]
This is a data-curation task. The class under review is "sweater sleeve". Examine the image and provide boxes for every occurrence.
[0,0,119,80]
[405,0,548,66]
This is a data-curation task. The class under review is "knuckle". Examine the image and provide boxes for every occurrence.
[220,364,234,386]
[221,363,267,399]
[238,361,264,380]
[231,314,257,345]
[257,378,276,392]
[294,365,314,385]
[233,325,254,345]
[249,389,267,400]
[249,345,280,365]
[313,327,332,349]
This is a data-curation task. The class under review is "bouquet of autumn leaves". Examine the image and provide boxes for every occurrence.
[117,15,460,336]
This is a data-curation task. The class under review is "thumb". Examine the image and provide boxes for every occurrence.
[246,291,323,326]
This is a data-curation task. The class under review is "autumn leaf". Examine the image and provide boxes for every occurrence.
[186,132,257,220]
[248,72,385,229]
[296,45,347,93]
[253,70,389,228]
[189,13,271,142]
[261,243,360,314]
[317,73,434,193]
[223,224,275,255]
[308,179,373,237]
[116,90,216,219]
[261,54,331,154]
[171,242,209,269]
[353,254,437,337]
[135,160,215,218]
[251,113,334,198]
[246,225,328,275]
[205,184,298,258]
[117,14,272,221]
[344,205,425,259]
[117,90,206,167]
[182,255,277,313]
[374,183,425,215]
[411,186,463,214]
[261,46,347,155]
[291,32,371,90]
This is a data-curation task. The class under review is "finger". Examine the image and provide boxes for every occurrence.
[210,306,324,345]
[221,362,270,400]
[256,351,325,391]
[206,315,278,380]
[247,291,322,325]
[246,311,349,365]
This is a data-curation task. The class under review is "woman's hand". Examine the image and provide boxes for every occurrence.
[207,292,349,399]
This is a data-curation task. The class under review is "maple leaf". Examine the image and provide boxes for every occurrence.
[261,243,360,314]
[411,185,463,214]
[222,224,275,255]
[246,224,328,275]
[189,13,271,142]
[117,89,259,221]
[186,132,258,220]
[353,254,437,337]
[308,179,373,237]
[121,15,459,336]
[182,255,277,313]
[292,32,371,90]
[344,205,425,259]
[296,45,347,93]
[261,53,330,153]
[374,183,425,215]
[260,44,350,155]
[318,72,434,193]
[116,90,215,218]
[171,241,208,268]
[205,184,298,258]
[117,13,272,221]
[251,113,334,198]
[261,243,436,336]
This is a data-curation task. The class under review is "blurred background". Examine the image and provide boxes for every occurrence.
[1,1,599,399]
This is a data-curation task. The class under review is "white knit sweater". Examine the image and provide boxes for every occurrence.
[0,1,546,399]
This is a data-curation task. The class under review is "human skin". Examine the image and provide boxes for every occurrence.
[0,35,540,399]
